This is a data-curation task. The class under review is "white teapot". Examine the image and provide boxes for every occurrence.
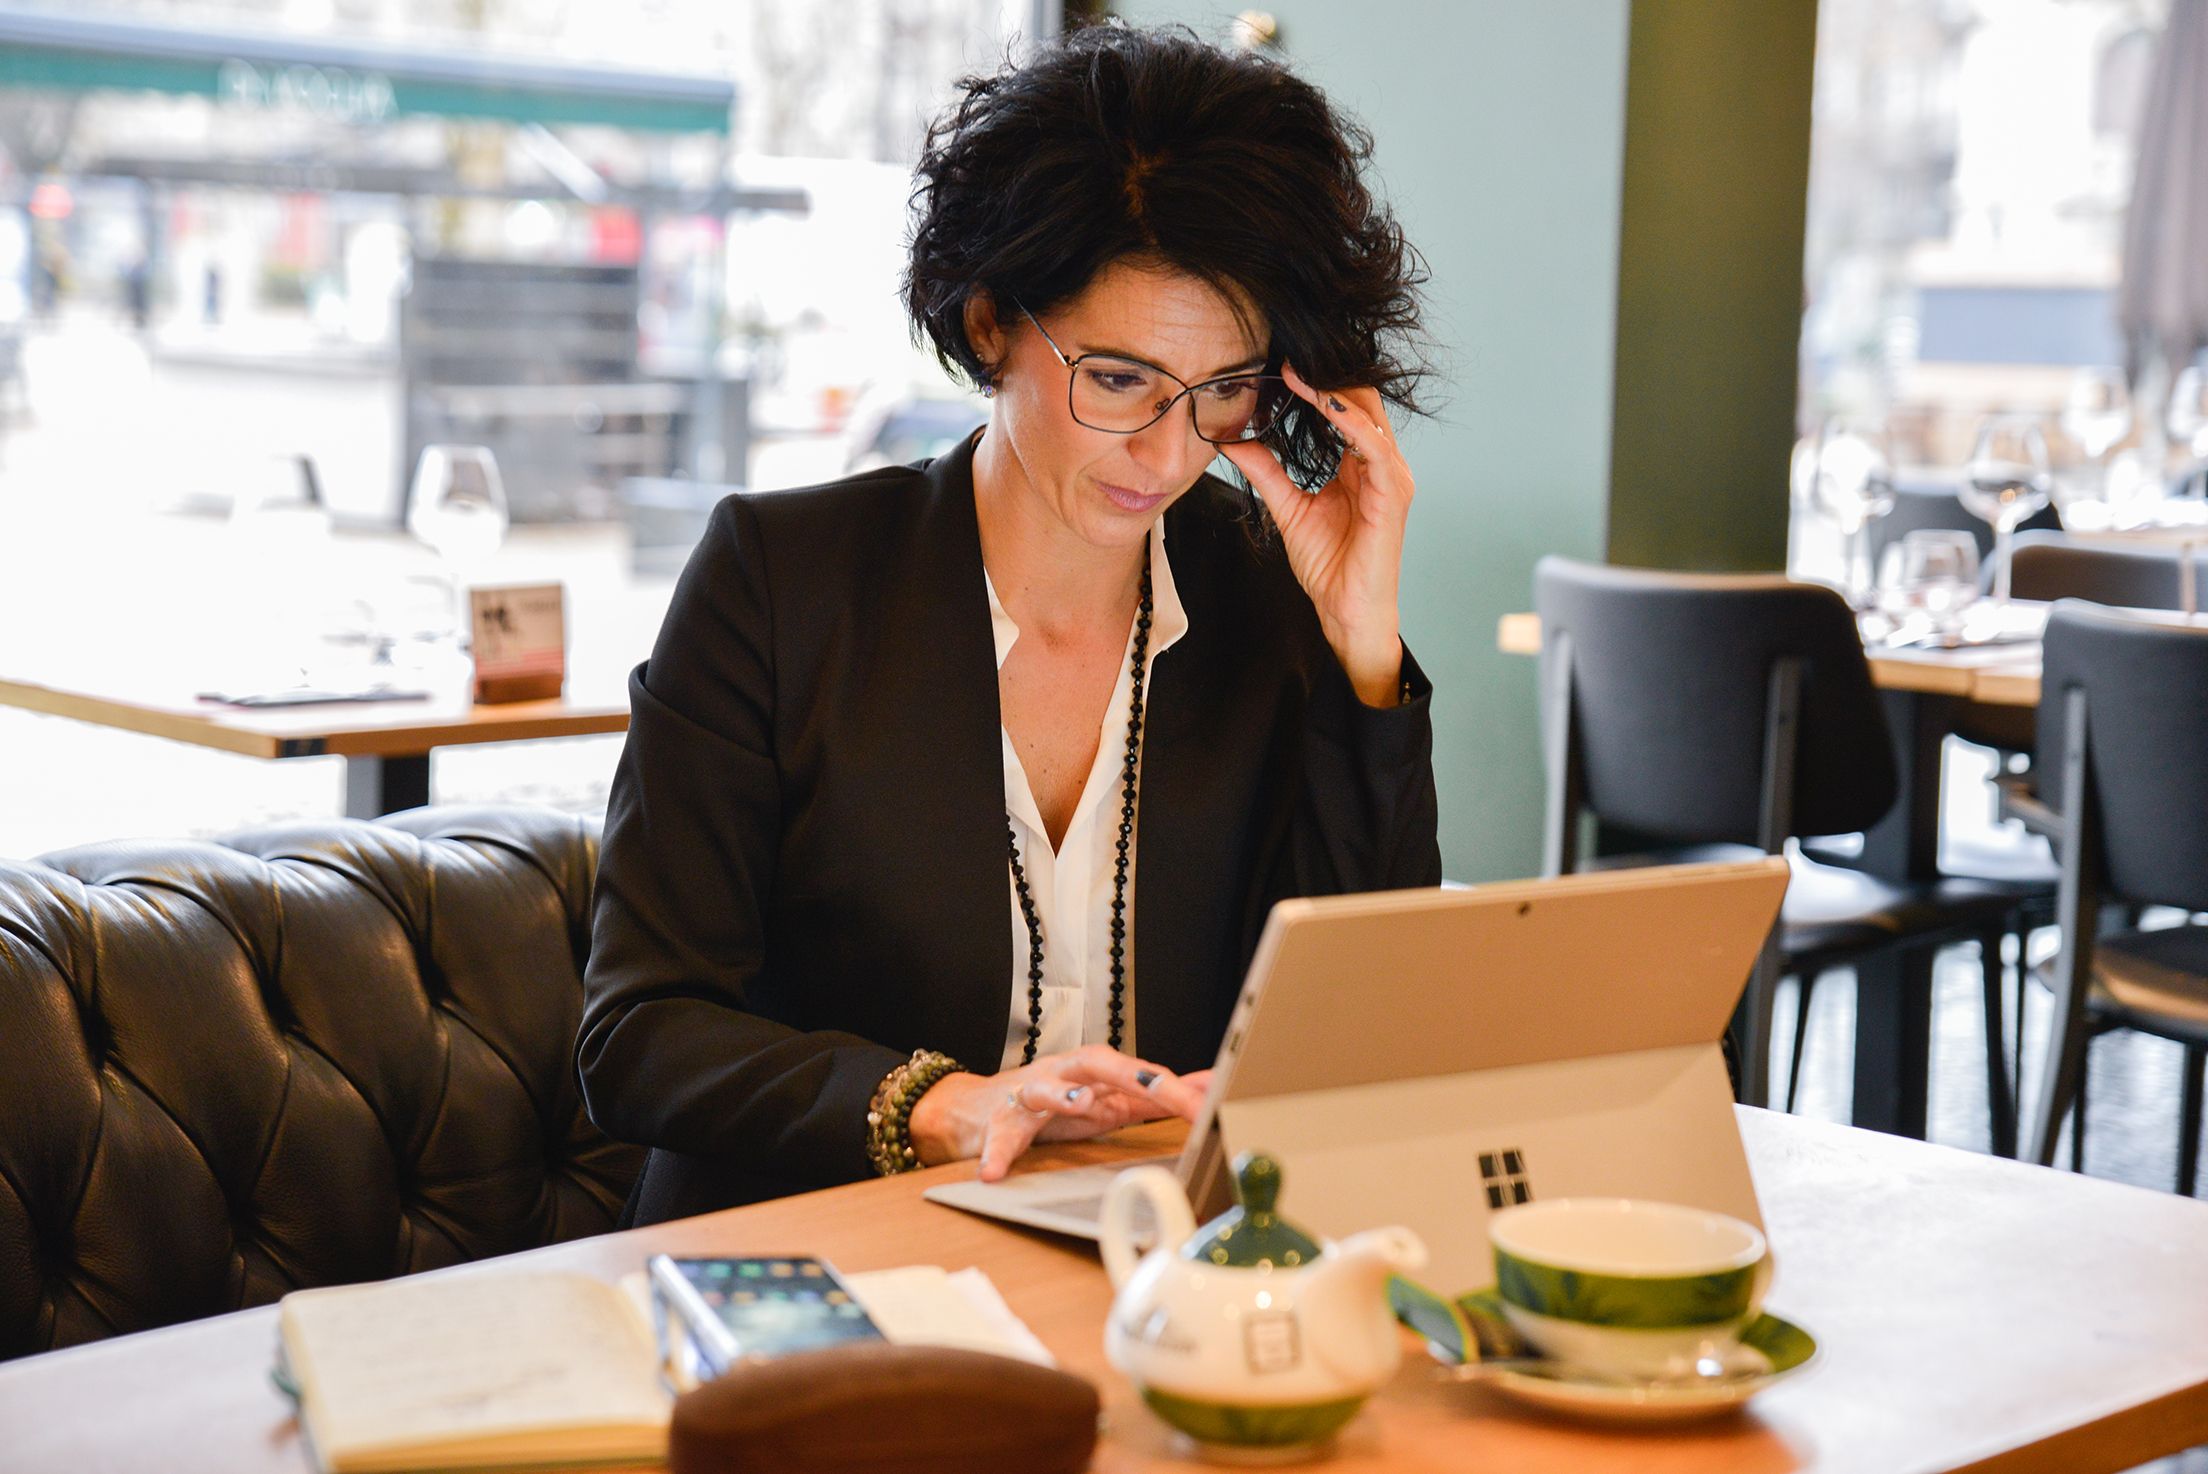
[1102,1151,1427,1453]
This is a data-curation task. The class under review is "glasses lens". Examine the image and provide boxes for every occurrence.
[1069,356,1175,433]
[1066,357,1290,444]
[1194,376,1288,444]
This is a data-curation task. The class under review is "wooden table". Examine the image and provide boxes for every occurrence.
[1498,611,2042,1139]
[6,1111,2208,1473]
[0,669,630,818]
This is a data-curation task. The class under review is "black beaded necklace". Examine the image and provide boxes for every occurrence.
[1007,561,1154,1066]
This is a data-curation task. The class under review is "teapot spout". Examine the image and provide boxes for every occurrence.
[1301,1226,1429,1389]
[1331,1226,1428,1283]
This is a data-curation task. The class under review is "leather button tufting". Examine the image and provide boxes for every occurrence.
[0,806,644,1359]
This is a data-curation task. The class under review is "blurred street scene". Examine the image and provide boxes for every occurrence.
[0,0,1008,852]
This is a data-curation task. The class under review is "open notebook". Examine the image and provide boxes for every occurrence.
[276,1274,664,1474]
[274,1266,1047,1474]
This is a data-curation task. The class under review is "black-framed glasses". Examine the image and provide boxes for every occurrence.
[1018,303,1288,445]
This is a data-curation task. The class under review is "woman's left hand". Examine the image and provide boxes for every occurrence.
[1218,363,1412,708]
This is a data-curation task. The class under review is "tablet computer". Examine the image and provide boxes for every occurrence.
[924,857,1788,1293]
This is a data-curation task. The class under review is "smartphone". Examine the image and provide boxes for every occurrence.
[646,1254,884,1380]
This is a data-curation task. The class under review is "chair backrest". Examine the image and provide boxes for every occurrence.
[2002,531,2194,610]
[0,807,644,1359]
[1868,474,2061,567]
[1534,557,1898,848]
[2038,602,2208,912]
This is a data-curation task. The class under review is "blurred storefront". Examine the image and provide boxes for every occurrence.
[1801,0,2169,466]
[0,0,806,522]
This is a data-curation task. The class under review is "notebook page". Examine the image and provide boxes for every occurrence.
[281,1273,669,1469]
[846,1265,1054,1366]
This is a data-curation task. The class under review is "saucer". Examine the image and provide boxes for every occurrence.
[1389,1281,1819,1426]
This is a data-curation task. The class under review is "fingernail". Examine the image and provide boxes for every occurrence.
[1065,1085,1086,1103]
[1135,1069,1160,1088]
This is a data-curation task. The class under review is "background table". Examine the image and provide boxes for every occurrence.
[6,1110,2208,1473]
[0,669,630,817]
[1495,611,2041,708]
[1498,611,2041,1138]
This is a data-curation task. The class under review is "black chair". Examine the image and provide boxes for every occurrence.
[1947,532,2201,758]
[1535,557,2029,1127]
[1948,531,2207,793]
[2025,603,2208,1190]
[1958,531,2205,1053]
[2004,531,2203,611]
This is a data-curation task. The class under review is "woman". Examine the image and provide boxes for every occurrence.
[580,24,1441,1226]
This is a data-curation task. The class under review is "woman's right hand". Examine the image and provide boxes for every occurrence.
[906,1045,1211,1182]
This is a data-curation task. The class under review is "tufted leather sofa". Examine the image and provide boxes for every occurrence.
[0,807,643,1360]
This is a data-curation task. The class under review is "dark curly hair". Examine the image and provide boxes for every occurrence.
[903,23,1429,491]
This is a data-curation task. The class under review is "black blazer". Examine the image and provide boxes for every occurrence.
[579,435,1441,1224]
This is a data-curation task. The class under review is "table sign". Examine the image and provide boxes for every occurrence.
[469,583,566,704]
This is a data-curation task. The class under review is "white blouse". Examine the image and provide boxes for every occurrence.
[986,518,1190,1070]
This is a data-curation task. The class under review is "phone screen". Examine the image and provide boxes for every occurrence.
[652,1256,884,1374]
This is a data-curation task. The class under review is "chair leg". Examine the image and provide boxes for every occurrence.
[2031,1011,2091,1168]
[2069,1041,2090,1173]
[1784,968,1819,1114]
[1729,937,1780,1110]
[2180,1045,2205,1198]
[1979,930,2017,1159]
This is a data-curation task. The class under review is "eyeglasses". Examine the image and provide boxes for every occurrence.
[1018,303,1288,445]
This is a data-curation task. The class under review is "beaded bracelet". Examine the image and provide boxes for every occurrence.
[865,1049,964,1177]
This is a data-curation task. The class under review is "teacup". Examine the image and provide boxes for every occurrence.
[1487,1198,1771,1381]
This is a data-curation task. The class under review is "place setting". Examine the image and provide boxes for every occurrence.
[1806,416,2054,659]
[1857,531,2048,660]
[1390,1199,1819,1427]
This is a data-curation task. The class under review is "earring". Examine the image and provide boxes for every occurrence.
[980,381,997,399]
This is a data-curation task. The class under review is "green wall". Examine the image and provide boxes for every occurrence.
[1111,1,1814,880]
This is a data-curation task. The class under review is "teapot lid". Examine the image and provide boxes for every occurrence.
[1182,1152,1324,1269]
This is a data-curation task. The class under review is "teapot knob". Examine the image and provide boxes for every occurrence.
[1192,1151,1323,1269]
[1234,1152,1284,1215]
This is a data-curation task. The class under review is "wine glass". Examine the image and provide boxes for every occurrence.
[2061,366,2132,512]
[2062,367,2132,462]
[1876,531,1980,644]
[2170,366,2208,462]
[2102,447,2162,527]
[407,445,509,646]
[1809,419,1896,606]
[1961,416,2052,605]
[227,451,337,659]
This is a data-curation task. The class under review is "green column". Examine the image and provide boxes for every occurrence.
[1607,0,1817,572]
